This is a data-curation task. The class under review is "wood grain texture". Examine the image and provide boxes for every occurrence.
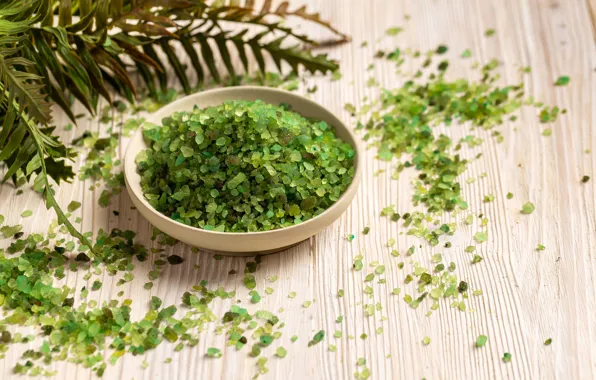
[1,0,595,379]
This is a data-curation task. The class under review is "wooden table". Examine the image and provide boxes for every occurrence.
[1,0,595,379]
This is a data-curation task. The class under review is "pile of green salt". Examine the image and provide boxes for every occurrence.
[136,100,355,232]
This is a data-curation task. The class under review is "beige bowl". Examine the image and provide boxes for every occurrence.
[124,86,362,256]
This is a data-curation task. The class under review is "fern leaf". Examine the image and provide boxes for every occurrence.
[180,34,205,85]
[0,105,15,147]
[0,19,34,35]
[134,61,157,97]
[196,33,221,82]
[247,32,267,73]
[112,34,162,70]
[75,38,111,103]
[0,54,51,125]
[58,0,72,26]
[213,32,237,78]
[115,20,177,38]
[142,43,168,91]
[202,5,316,44]
[92,48,137,98]
[180,29,338,80]
[0,121,26,161]
[3,135,36,181]
[0,93,88,249]
[40,169,95,255]
[264,37,339,73]
[32,29,66,88]
[160,39,191,94]
[268,2,350,43]
[209,1,350,44]
[66,5,96,33]
[230,29,250,71]
[259,0,273,14]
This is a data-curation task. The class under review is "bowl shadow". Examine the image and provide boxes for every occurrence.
[99,184,312,299]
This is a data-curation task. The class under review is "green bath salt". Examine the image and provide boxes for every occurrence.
[136,100,355,232]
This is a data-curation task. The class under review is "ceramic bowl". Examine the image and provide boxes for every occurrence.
[124,86,362,256]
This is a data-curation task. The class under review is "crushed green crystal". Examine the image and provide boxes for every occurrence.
[308,330,325,347]
[502,352,512,363]
[521,202,535,214]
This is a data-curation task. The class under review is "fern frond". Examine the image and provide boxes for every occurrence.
[0,57,75,185]
[18,110,93,253]
[0,80,91,252]
[15,0,344,117]
[264,38,338,73]
[0,18,85,248]
[0,54,52,125]
[253,0,350,43]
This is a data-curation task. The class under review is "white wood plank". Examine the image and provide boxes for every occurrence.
[0,0,594,379]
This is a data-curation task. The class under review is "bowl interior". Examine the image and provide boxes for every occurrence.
[124,86,362,248]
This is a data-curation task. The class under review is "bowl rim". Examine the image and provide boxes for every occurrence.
[124,85,363,237]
